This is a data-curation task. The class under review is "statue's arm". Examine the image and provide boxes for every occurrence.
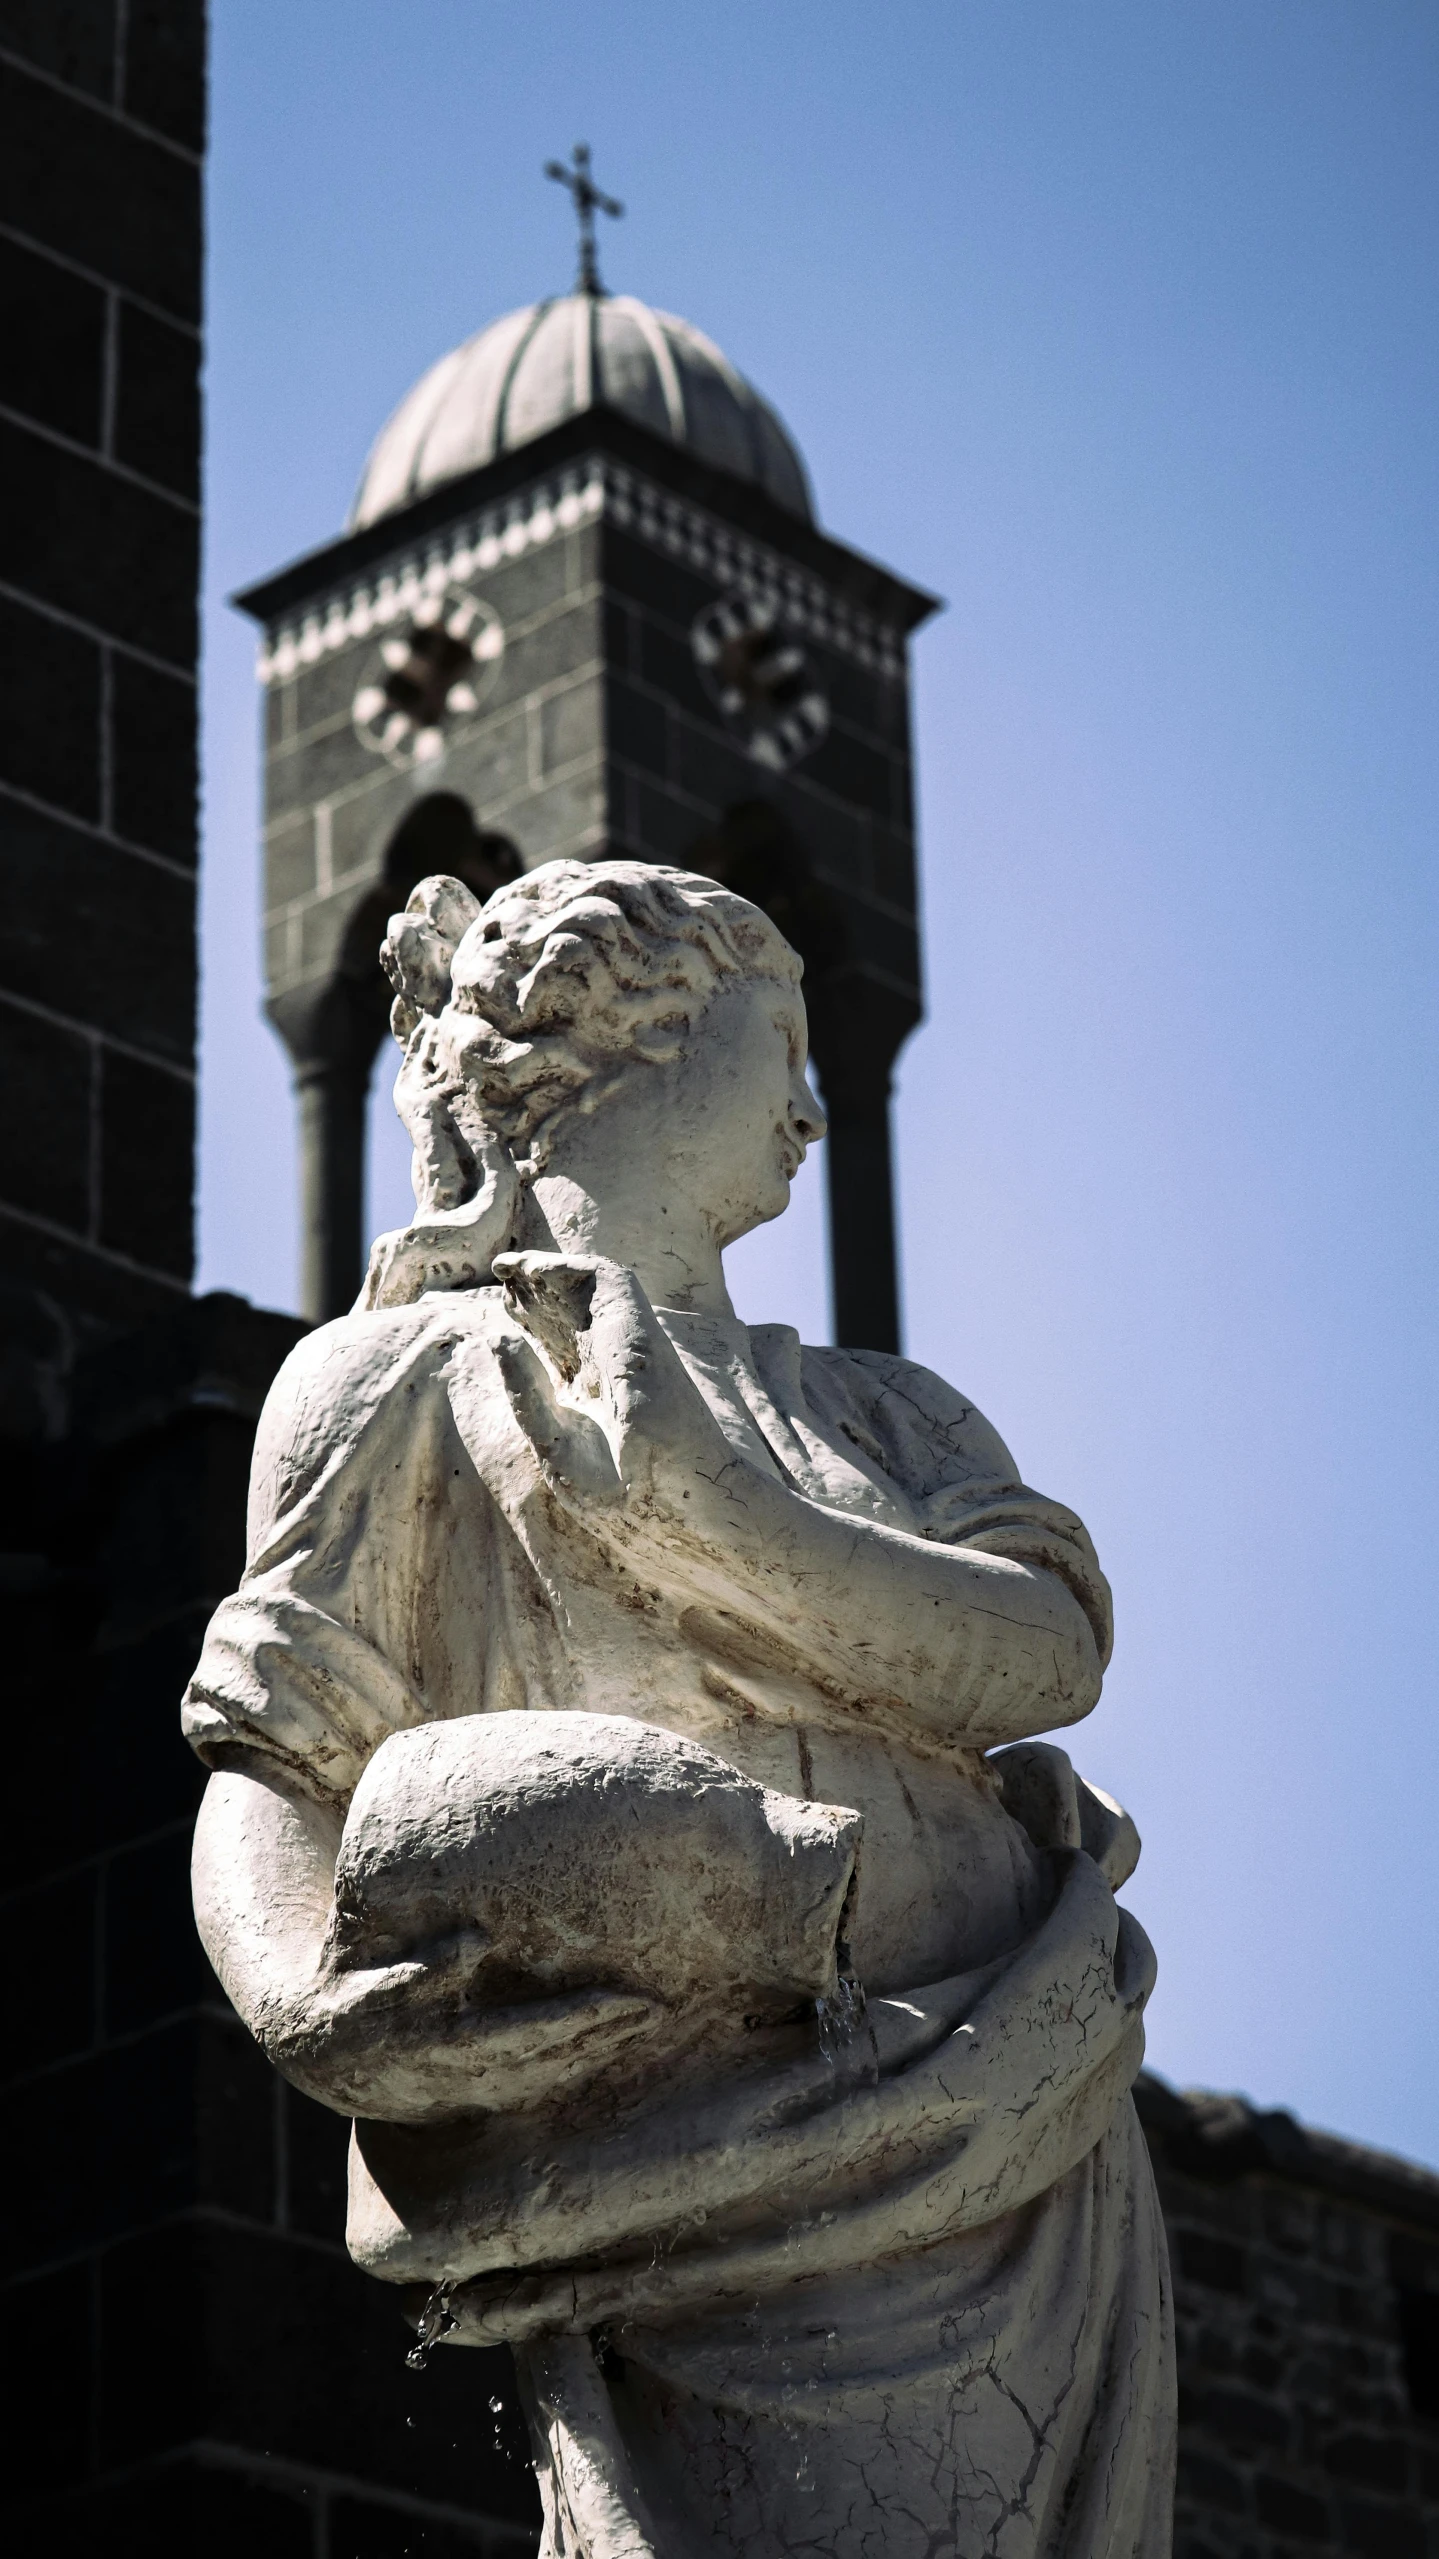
[494,1256,1104,1745]
[192,1767,482,2120]
[193,1768,659,2123]
[673,1477,1102,1742]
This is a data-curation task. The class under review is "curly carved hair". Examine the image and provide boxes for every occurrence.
[381,858,801,1191]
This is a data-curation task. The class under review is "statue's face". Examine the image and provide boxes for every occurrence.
[681,974,827,1246]
[545,970,825,1251]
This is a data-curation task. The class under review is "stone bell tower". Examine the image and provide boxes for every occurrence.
[236,186,936,1345]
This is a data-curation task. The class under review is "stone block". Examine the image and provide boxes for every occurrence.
[0,1206,181,1340]
[484,519,585,625]
[1,806,195,1061]
[285,2082,351,2242]
[327,2494,531,2553]
[1337,2492,1426,2558]
[266,676,295,753]
[0,57,202,320]
[265,810,318,912]
[779,775,872,894]
[195,2016,280,2224]
[1254,2471,1333,2540]
[1321,2430,1410,2492]
[1397,2284,1439,2420]
[266,913,298,992]
[75,1627,207,1813]
[297,893,361,987]
[602,522,715,637]
[98,1047,193,1275]
[538,670,602,777]
[0,231,105,445]
[0,997,92,1232]
[123,0,208,156]
[6,2461,320,2558]
[629,775,715,867]
[499,761,605,864]
[606,672,670,778]
[815,894,920,1002]
[1,2260,95,2489]
[328,765,418,886]
[806,718,895,823]
[601,592,637,678]
[93,2219,538,2521]
[114,299,201,502]
[103,1824,211,2035]
[870,820,919,916]
[265,711,376,823]
[822,651,911,751]
[0,415,199,664]
[483,603,599,722]
[442,706,535,829]
[633,608,716,727]
[1184,2382,1291,2452]
[1175,2448,1249,2515]
[5,2021,204,2274]
[0,593,101,820]
[1180,2228,1248,2296]
[2,1,117,101]
[9,1867,97,2071]
[290,639,372,740]
[110,650,198,861]
[671,710,767,821]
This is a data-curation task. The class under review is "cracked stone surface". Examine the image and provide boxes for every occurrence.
[185,861,1176,2554]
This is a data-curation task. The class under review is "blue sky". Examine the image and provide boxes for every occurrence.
[200,2,1439,2161]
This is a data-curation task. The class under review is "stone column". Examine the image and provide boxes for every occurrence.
[820,1074,901,1355]
[292,1052,373,1325]
[268,978,388,1326]
[803,978,917,1359]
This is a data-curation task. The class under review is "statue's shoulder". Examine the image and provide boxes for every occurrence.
[250,1288,507,1532]
[797,1341,1023,1499]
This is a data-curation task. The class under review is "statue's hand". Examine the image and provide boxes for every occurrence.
[492,1252,754,1537]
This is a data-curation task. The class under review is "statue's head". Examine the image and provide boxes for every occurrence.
[364,859,823,1307]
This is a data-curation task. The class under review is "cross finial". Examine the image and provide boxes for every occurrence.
[544,142,624,297]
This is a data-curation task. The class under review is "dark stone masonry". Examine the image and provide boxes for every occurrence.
[2,7,1436,2551]
[1138,2077,1439,2558]
[0,0,201,1342]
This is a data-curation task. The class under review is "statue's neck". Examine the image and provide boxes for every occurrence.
[519,1171,736,1317]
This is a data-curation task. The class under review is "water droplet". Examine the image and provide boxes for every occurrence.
[405,2282,457,2371]
[489,2396,504,2414]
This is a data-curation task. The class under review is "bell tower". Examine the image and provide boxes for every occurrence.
[236,177,936,1344]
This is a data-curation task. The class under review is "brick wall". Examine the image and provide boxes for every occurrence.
[2,1291,543,2552]
[0,1,203,1342]
[1138,2075,1439,2557]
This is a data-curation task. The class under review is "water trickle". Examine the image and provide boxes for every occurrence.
[405,2281,457,2370]
[815,1965,868,2066]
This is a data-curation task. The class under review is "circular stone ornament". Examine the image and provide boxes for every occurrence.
[352,588,504,769]
[691,593,829,772]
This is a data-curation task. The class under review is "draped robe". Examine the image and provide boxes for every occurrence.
[184,1286,1176,2558]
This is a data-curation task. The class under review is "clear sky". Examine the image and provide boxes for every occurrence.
[200,1,1439,2163]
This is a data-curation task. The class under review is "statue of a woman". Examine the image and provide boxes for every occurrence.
[186,859,1175,2557]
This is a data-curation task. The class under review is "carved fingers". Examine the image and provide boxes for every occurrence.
[493,1251,738,1516]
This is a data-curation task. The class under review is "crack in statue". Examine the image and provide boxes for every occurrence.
[185,859,1177,2556]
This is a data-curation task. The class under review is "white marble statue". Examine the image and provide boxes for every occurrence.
[186,859,1176,2557]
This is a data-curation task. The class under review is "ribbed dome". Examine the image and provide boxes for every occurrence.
[350,294,814,530]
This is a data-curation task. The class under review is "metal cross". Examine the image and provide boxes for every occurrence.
[544,142,624,297]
